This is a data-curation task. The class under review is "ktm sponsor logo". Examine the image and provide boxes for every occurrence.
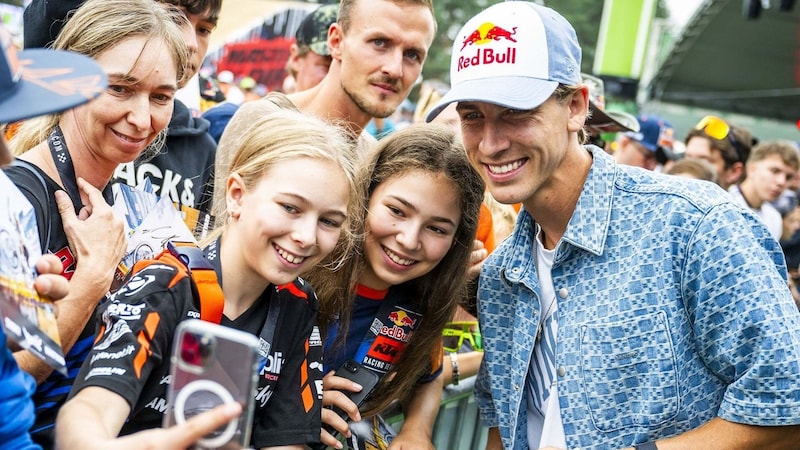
[366,335,403,364]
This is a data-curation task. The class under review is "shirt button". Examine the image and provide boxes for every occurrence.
[513,384,520,391]
[557,366,566,377]
[511,268,520,275]
[558,287,568,298]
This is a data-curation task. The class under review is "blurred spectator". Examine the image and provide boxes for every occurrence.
[685,115,756,191]
[216,69,244,105]
[730,140,800,240]
[239,76,262,102]
[613,114,675,171]
[205,4,339,145]
[198,71,225,110]
[284,3,338,93]
[665,157,717,183]
[582,73,639,153]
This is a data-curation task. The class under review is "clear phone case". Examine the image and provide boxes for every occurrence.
[163,319,259,450]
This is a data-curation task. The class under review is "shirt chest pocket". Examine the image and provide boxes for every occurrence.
[578,310,680,433]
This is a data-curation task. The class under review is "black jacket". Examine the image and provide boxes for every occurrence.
[114,100,217,213]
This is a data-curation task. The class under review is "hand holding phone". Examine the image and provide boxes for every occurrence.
[316,360,380,448]
[163,320,259,450]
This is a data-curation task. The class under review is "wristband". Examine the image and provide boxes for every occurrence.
[449,351,459,385]
[634,443,658,450]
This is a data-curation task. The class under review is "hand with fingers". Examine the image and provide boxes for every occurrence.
[467,239,488,281]
[33,253,70,302]
[319,371,364,449]
[55,177,126,298]
[56,402,243,450]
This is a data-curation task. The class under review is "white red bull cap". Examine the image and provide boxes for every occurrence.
[425,1,581,122]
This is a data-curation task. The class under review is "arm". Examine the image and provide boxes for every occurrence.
[56,387,245,450]
[15,181,126,382]
[622,418,800,450]
[388,375,443,450]
[441,351,483,385]
[485,427,502,450]
[55,386,131,449]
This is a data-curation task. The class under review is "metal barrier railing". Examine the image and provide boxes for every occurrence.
[385,375,488,450]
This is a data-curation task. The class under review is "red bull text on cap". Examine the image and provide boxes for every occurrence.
[425,1,582,123]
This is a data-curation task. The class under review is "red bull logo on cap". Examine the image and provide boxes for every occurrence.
[457,22,518,72]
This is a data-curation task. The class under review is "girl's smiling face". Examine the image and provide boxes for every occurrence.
[229,157,350,286]
[359,169,462,291]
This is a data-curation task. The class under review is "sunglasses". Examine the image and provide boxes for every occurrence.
[442,321,482,353]
[694,115,747,163]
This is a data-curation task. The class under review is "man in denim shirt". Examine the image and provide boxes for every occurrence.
[426,2,800,450]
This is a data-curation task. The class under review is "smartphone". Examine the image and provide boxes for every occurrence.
[333,359,380,414]
[163,319,259,450]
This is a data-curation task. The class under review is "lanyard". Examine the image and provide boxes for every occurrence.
[47,125,113,210]
[204,237,280,358]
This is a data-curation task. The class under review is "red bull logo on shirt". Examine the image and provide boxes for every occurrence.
[388,310,417,328]
[457,22,518,71]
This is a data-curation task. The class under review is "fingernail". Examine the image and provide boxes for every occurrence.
[222,402,241,415]
[38,278,51,291]
[352,382,362,390]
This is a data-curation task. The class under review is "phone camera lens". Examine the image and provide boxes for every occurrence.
[344,360,357,373]
[181,333,201,365]
[198,335,214,362]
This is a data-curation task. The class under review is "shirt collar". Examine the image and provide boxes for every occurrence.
[513,145,613,259]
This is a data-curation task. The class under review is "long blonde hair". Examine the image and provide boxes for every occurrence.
[10,0,189,156]
[203,110,362,272]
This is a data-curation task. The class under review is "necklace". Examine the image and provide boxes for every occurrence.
[536,295,557,343]
[533,226,557,343]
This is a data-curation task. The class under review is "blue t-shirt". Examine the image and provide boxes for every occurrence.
[0,326,40,450]
[323,284,438,382]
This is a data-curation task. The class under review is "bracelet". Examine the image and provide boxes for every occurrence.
[633,443,658,450]
[449,352,459,385]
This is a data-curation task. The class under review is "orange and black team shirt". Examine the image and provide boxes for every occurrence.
[68,238,324,448]
[323,284,441,383]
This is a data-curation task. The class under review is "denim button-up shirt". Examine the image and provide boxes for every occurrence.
[475,147,800,450]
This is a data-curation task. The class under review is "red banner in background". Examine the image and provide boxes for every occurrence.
[216,37,293,92]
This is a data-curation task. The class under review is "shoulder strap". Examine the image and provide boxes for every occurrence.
[8,159,52,252]
[138,241,224,324]
[165,241,224,324]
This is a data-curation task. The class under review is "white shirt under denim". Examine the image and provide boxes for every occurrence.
[474,147,800,450]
